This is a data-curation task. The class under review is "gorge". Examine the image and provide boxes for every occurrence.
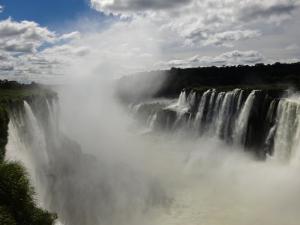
[2,63,300,225]
[1,0,300,224]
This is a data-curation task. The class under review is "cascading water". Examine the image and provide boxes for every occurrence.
[6,101,50,208]
[206,89,217,122]
[134,88,295,158]
[140,89,249,140]
[233,90,257,146]
[5,96,172,225]
[23,101,49,166]
[215,89,243,140]
[194,89,211,133]
[272,97,300,163]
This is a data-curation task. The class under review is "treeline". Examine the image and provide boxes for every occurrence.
[157,62,300,97]
[117,62,300,101]
[0,80,39,89]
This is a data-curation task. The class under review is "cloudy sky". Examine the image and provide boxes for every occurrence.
[0,0,299,83]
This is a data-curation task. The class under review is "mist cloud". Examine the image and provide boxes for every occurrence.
[160,50,264,68]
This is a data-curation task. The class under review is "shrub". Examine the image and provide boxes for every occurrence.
[0,161,57,225]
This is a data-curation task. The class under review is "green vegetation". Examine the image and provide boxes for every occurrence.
[0,81,57,225]
[118,62,300,101]
[0,162,57,225]
[0,80,56,103]
[158,62,300,97]
[0,88,55,102]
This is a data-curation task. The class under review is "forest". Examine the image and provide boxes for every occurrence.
[117,62,300,101]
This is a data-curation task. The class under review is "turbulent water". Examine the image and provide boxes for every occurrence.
[4,88,300,225]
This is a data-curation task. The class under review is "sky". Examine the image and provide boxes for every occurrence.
[0,0,113,32]
[0,0,300,83]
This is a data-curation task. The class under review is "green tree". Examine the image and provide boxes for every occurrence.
[0,161,57,225]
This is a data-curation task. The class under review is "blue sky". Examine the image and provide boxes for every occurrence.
[0,0,110,32]
[0,0,299,83]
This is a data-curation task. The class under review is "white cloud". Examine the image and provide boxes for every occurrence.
[161,50,264,68]
[91,0,299,48]
[286,44,299,51]
[91,0,192,14]
[239,0,299,21]
[0,18,55,53]
[0,18,87,83]
[0,5,3,13]
[0,50,12,60]
[91,0,299,19]
[59,31,81,41]
[195,30,261,47]
[0,62,14,71]
[0,19,55,41]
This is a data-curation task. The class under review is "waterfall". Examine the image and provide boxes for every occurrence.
[5,101,51,209]
[134,88,284,155]
[178,91,187,106]
[165,91,190,129]
[187,91,196,108]
[45,99,60,148]
[6,99,67,223]
[265,125,276,155]
[233,90,257,146]
[209,92,225,134]
[194,89,211,132]
[236,89,244,112]
[206,89,217,122]
[121,88,300,162]
[176,91,189,113]
[5,121,36,183]
[272,97,300,163]
[166,91,191,129]
[147,113,157,130]
[215,90,240,139]
[5,96,171,225]
[6,88,300,225]
[266,100,277,123]
[202,89,243,140]
[23,101,49,166]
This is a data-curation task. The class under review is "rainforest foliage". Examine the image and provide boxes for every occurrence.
[118,62,300,101]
